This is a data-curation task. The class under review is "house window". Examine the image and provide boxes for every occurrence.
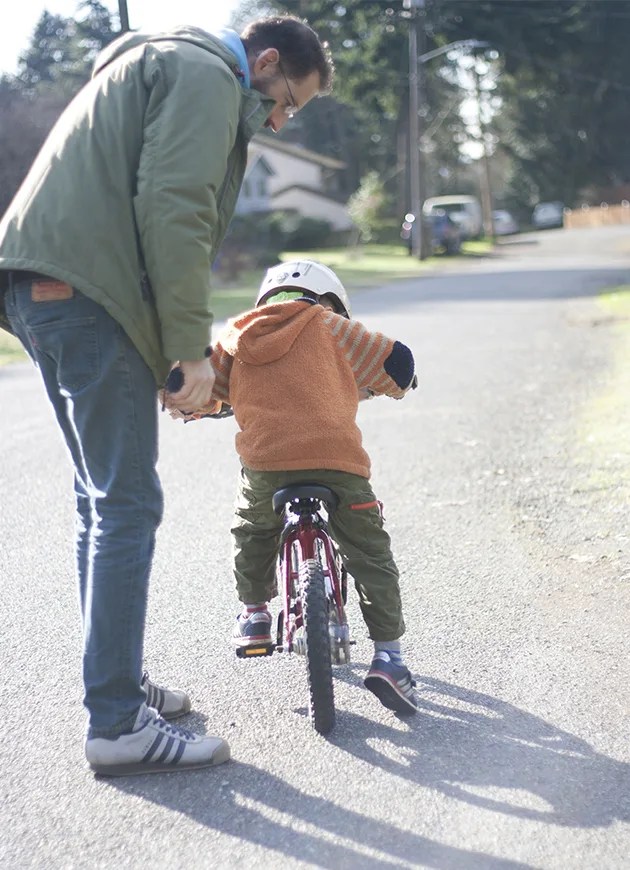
[258,178,266,197]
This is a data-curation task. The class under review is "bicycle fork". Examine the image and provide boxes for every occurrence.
[280,524,351,662]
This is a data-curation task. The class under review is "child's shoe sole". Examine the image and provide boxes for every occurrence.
[364,673,418,715]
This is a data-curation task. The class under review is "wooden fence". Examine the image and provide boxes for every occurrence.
[564,202,630,229]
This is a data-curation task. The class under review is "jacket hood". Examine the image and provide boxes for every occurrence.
[220,300,321,365]
[93,26,247,80]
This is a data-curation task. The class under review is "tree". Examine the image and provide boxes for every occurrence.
[347,170,385,243]
[1,2,117,213]
[0,78,68,214]
[17,1,116,96]
[435,0,630,205]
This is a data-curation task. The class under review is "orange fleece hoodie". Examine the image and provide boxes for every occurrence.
[198,300,415,478]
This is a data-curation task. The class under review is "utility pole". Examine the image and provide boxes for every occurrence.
[403,12,491,257]
[118,0,130,33]
[473,61,495,241]
[405,0,427,260]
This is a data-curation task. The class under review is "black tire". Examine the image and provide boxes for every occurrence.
[300,557,335,734]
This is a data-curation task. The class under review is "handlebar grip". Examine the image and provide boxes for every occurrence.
[165,366,184,394]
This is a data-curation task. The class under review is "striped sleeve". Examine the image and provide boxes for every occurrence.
[323,312,415,398]
[209,340,232,403]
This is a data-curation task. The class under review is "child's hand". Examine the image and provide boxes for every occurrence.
[167,400,227,422]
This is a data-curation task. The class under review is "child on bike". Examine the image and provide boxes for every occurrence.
[172,260,418,714]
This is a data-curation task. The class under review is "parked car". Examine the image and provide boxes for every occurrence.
[423,195,483,239]
[492,209,519,236]
[428,210,462,255]
[532,201,564,230]
[400,212,461,255]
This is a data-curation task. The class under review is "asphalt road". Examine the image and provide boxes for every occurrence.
[1,225,629,869]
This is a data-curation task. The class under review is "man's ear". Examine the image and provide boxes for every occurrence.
[251,47,280,76]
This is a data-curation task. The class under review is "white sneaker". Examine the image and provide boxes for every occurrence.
[141,671,191,719]
[86,704,230,776]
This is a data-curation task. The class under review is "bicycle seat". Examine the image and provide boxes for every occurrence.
[272,483,339,515]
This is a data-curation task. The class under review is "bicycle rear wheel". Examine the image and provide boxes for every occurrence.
[300,557,335,734]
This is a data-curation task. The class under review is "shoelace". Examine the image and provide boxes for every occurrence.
[144,710,196,741]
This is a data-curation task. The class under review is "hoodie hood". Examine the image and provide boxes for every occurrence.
[93,26,249,83]
[220,300,321,365]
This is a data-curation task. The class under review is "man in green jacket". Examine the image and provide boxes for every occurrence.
[0,16,333,776]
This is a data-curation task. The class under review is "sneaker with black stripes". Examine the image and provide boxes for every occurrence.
[85,703,230,776]
[141,672,191,720]
[364,651,418,714]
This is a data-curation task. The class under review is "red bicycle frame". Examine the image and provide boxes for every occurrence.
[278,506,346,654]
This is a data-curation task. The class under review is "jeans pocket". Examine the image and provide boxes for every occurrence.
[28,315,100,392]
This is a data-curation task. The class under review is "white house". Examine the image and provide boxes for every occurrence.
[234,154,275,215]
[235,135,353,232]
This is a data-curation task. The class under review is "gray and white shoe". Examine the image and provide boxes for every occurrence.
[86,704,230,776]
[232,609,273,647]
[364,651,418,714]
[141,672,191,720]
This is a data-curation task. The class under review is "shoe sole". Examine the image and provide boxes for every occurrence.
[364,674,417,715]
[233,635,273,648]
[89,743,231,777]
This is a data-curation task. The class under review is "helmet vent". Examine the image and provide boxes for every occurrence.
[292,272,301,277]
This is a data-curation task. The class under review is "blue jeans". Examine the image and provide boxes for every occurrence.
[4,277,163,736]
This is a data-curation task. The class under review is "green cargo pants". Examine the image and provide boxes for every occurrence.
[231,466,405,641]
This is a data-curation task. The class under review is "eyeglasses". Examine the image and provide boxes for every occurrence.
[278,60,299,118]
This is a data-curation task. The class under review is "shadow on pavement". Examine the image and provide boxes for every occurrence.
[102,676,628,867]
[105,761,531,870]
[328,671,630,830]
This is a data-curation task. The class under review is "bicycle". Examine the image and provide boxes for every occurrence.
[236,481,353,736]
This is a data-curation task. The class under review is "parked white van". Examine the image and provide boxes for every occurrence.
[423,195,483,239]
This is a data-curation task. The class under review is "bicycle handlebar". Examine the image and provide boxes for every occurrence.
[162,356,234,420]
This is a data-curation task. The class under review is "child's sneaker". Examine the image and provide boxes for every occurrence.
[233,607,273,647]
[364,651,418,714]
[85,704,230,776]
[141,672,191,720]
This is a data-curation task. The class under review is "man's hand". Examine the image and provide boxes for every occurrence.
[164,359,215,413]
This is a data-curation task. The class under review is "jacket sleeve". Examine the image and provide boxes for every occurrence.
[322,312,416,398]
[133,43,242,363]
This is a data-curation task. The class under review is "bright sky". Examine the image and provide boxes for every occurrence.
[0,0,241,75]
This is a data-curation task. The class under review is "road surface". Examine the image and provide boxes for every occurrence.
[1,225,628,868]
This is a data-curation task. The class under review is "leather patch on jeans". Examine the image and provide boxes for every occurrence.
[31,280,73,302]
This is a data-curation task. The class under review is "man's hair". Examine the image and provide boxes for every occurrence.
[241,16,334,94]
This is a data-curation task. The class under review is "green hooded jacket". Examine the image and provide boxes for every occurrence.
[0,27,273,383]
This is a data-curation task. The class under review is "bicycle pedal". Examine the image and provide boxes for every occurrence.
[235,644,274,659]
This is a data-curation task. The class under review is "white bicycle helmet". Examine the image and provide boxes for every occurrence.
[256,260,351,318]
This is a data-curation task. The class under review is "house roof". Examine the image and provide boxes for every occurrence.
[250,134,346,170]
[243,153,275,180]
[271,184,347,205]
